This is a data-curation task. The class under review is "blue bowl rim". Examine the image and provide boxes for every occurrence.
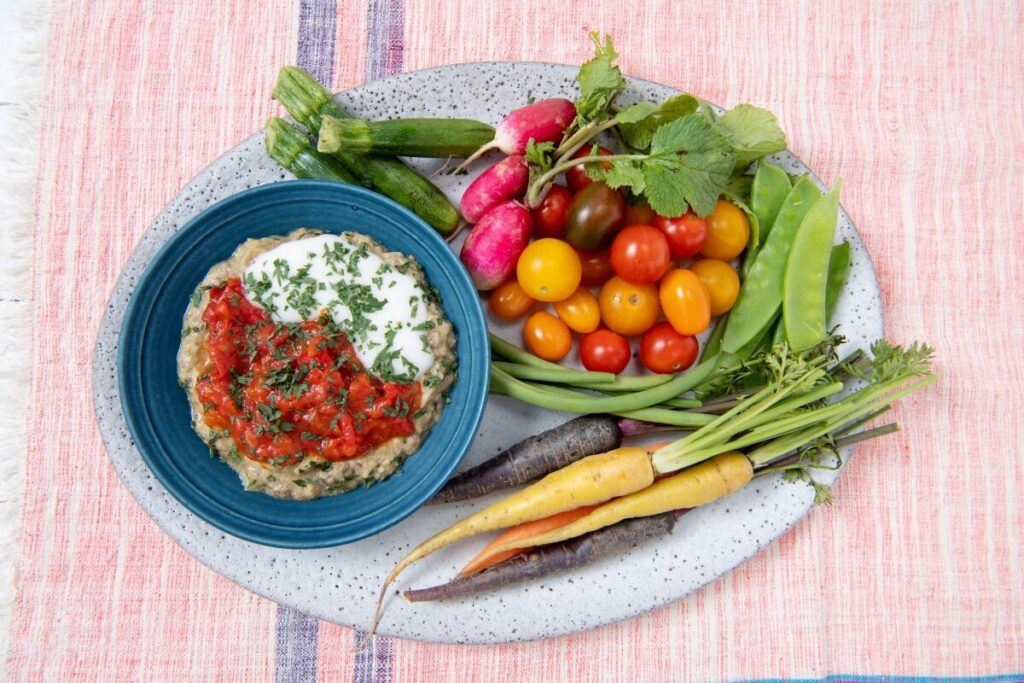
[116,179,490,548]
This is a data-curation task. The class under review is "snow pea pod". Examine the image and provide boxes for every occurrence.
[700,312,729,361]
[721,176,823,354]
[824,241,851,322]
[769,241,849,347]
[783,182,842,351]
[750,162,792,243]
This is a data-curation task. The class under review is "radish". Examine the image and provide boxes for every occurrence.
[454,98,576,172]
[460,156,529,223]
[459,201,532,290]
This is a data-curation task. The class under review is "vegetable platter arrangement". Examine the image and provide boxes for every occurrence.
[96,32,935,644]
[258,34,936,637]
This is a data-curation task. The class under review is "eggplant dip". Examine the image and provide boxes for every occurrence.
[177,228,456,500]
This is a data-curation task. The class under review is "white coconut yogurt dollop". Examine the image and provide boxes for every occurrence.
[241,233,435,380]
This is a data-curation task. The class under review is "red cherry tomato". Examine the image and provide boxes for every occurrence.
[566,145,613,191]
[653,212,707,259]
[578,249,613,286]
[579,328,631,374]
[609,225,671,285]
[531,184,573,238]
[639,322,699,374]
[625,203,656,226]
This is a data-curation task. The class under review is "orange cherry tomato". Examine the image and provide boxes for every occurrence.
[625,203,656,226]
[658,268,711,335]
[553,287,601,333]
[488,280,535,319]
[701,200,750,260]
[516,238,582,302]
[598,276,661,336]
[523,311,572,361]
[578,248,613,287]
[689,259,740,316]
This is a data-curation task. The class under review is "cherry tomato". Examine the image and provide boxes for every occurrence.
[565,182,627,251]
[653,212,707,259]
[689,259,740,316]
[610,225,671,285]
[625,203,656,226]
[640,322,699,374]
[701,199,750,260]
[578,248,613,286]
[523,311,572,361]
[579,328,631,373]
[531,184,573,238]
[598,276,660,336]
[516,238,582,302]
[488,280,535,319]
[553,287,601,333]
[658,268,711,335]
[566,145,613,191]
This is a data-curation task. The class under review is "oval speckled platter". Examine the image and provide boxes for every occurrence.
[93,62,883,644]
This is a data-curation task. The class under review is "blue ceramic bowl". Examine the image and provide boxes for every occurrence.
[118,181,489,548]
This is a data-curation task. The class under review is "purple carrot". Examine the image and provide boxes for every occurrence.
[404,511,678,602]
[430,415,621,504]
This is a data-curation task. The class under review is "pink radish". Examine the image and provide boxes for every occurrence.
[454,98,576,172]
[460,156,529,223]
[460,201,533,290]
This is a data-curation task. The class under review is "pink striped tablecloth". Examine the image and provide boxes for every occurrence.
[7,1,1023,681]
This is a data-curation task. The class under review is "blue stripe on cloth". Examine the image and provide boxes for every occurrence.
[275,606,320,683]
[274,2,338,681]
[352,3,403,679]
[364,0,405,82]
[297,0,338,84]
[739,676,1024,683]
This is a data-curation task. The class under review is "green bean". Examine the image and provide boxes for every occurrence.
[722,176,823,354]
[493,380,713,428]
[490,333,672,392]
[489,356,720,415]
[825,241,851,324]
[491,361,615,385]
[783,182,842,351]
[750,162,792,243]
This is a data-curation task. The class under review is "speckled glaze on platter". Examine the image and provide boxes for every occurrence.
[93,62,883,644]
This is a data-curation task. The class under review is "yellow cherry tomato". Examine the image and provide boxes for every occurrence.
[488,280,535,319]
[523,311,572,361]
[689,259,740,316]
[659,268,711,335]
[516,238,582,302]
[598,276,661,336]
[553,287,601,333]
[701,199,750,260]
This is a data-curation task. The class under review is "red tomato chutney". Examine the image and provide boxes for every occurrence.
[194,278,421,466]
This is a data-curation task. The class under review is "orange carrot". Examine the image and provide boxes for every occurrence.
[458,505,600,577]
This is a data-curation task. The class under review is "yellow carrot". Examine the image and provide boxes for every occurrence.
[465,451,753,567]
[457,442,673,578]
[362,447,655,642]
